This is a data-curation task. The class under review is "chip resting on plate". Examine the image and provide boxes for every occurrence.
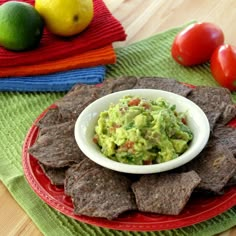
[183,139,236,194]
[28,121,85,168]
[66,160,137,220]
[39,162,67,186]
[64,158,101,196]
[187,86,236,130]
[131,170,201,215]
[213,125,236,156]
[133,76,193,96]
[36,107,61,129]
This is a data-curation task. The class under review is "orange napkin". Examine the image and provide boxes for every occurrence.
[0,45,115,77]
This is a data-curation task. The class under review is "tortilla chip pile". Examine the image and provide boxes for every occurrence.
[28,77,236,220]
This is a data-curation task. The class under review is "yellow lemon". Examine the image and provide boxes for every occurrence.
[0,1,44,51]
[35,0,94,37]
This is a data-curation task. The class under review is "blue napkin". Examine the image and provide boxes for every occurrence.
[0,66,106,92]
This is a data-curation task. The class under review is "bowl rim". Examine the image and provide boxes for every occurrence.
[74,89,210,174]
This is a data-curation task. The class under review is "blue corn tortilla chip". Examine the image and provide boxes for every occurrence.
[182,139,236,194]
[29,121,85,168]
[133,77,193,97]
[68,162,137,220]
[187,86,236,130]
[131,170,201,215]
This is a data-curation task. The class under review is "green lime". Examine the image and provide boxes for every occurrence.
[0,1,44,51]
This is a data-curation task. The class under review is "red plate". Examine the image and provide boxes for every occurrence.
[22,105,236,232]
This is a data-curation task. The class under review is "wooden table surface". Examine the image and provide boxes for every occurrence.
[0,0,236,235]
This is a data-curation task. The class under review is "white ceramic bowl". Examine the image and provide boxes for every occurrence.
[74,89,210,174]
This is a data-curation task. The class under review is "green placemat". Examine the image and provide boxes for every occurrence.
[1,23,236,236]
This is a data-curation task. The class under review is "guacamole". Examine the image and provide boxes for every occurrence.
[93,95,193,165]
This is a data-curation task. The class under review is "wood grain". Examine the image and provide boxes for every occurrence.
[0,0,236,235]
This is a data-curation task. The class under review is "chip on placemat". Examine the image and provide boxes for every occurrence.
[131,170,201,215]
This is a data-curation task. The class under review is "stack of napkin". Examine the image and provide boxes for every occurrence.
[0,0,126,91]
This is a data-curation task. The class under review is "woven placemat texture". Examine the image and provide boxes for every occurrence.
[0,45,115,77]
[0,23,236,236]
[0,0,126,67]
[0,66,106,92]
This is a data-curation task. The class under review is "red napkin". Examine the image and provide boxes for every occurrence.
[0,0,126,67]
[0,45,116,77]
